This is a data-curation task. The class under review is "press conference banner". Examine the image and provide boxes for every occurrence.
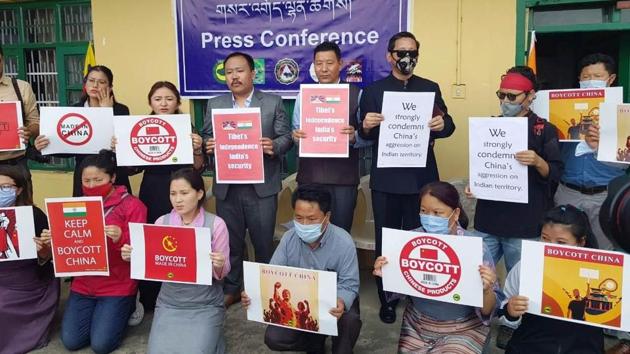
[174,0,410,97]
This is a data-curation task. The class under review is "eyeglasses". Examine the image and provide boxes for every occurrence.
[0,184,17,192]
[390,50,419,59]
[496,90,525,101]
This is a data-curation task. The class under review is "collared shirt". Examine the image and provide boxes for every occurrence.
[560,142,625,187]
[270,223,360,311]
[231,89,254,108]
[0,75,40,160]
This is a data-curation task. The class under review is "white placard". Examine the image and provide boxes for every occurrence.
[598,103,630,165]
[40,107,114,155]
[469,117,529,203]
[381,228,484,307]
[129,223,213,285]
[377,91,435,168]
[519,240,630,331]
[244,261,338,336]
[114,114,194,166]
[0,206,37,262]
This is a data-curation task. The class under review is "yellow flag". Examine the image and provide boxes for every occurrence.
[527,31,537,74]
[83,41,96,76]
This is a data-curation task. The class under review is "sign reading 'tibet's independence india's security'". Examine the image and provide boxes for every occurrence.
[212,108,264,184]
[46,197,109,277]
[129,223,213,285]
[520,240,630,331]
[40,107,114,155]
[299,84,349,158]
[114,115,194,166]
[381,228,484,307]
[0,101,25,152]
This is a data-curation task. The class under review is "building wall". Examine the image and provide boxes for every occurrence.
[32,0,518,203]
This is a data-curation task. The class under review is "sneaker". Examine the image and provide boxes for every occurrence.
[496,325,514,349]
[128,294,144,326]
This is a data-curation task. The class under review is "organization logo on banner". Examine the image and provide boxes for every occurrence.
[57,113,93,146]
[344,60,363,83]
[129,117,178,163]
[399,235,462,299]
[275,58,299,85]
[144,225,197,282]
[213,61,226,84]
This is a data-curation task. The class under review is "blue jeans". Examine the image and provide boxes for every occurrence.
[473,230,524,273]
[61,291,135,354]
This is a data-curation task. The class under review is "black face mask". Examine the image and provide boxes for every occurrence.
[391,50,418,75]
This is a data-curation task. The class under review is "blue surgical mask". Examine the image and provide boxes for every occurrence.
[420,211,454,235]
[294,219,325,244]
[579,80,607,89]
[0,189,17,207]
[500,102,523,117]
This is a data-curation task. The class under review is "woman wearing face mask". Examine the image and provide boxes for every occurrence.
[0,165,60,354]
[374,181,502,354]
[502,205,604,354]
[121,168,229,354]
[59,150,147,354]
[33,65,133,197]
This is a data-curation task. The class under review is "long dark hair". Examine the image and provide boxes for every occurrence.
[147,81,182,114]
[0,165,32,206]
[79,65,118,105]
[541,205,598,249]
[78,149,117,179]
[170,168,206,208]
[418,181,469,229]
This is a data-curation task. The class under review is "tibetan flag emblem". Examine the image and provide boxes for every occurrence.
[63,202,87,218]
[222,121,236,130]
[310,95,325,103]
[237,121,253,129]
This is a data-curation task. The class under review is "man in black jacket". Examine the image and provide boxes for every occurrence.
[358,31,456,323]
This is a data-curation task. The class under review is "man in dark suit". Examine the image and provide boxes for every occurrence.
[358,32,456,323]
[202,52,293,307]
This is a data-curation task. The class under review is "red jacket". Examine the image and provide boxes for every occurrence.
[71,185,147,297]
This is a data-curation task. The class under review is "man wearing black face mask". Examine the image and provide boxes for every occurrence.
[358,31,456,324]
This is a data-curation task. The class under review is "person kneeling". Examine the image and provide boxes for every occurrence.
[242,184,362,354]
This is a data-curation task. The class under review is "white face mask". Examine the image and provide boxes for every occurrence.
[579,80,607,89]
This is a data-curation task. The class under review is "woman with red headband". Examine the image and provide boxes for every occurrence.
[465,66,564,348]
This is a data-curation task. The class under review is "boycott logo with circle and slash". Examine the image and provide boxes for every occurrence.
[57,113,93,146]
[399,236,462,298]
[129,117,178,163]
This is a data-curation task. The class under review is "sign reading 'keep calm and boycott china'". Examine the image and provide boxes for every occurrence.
[212,108,265,184]
[381,228,484,307]
[40,107,114,155]
[299,84,349,157]
[114,115,194,167]
[46,197,109,277]
[129,223,213,285]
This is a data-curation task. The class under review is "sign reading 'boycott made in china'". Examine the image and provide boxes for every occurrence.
[46,197,109,277]
[114,115,194,166]
[40,107,114,155]
[381,228,484,307]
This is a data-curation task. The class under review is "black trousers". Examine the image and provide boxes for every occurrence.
[264,298,362,354]
[372,190,420,306]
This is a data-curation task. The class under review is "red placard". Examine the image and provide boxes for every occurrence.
[46,198,109,277]
[299,84,349,157]
[0,102,24,151]
[212,108,264,184]
[142,224,197,283]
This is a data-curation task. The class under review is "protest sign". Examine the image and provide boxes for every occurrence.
[381,228,484,307]
[212,108,264,183]
[520,240,630,331]
[114,114,194,166]
[129,223,213,285]
[598,103,630,164]
[0,101,25,151]
[0,206,37,262]
[244,261,338,336]
[530,87,623,141]
[40,107,114,155]
[299,84,349,158]
[469,117,528,203]
[46,197,109,277]
[377,91,434,168]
